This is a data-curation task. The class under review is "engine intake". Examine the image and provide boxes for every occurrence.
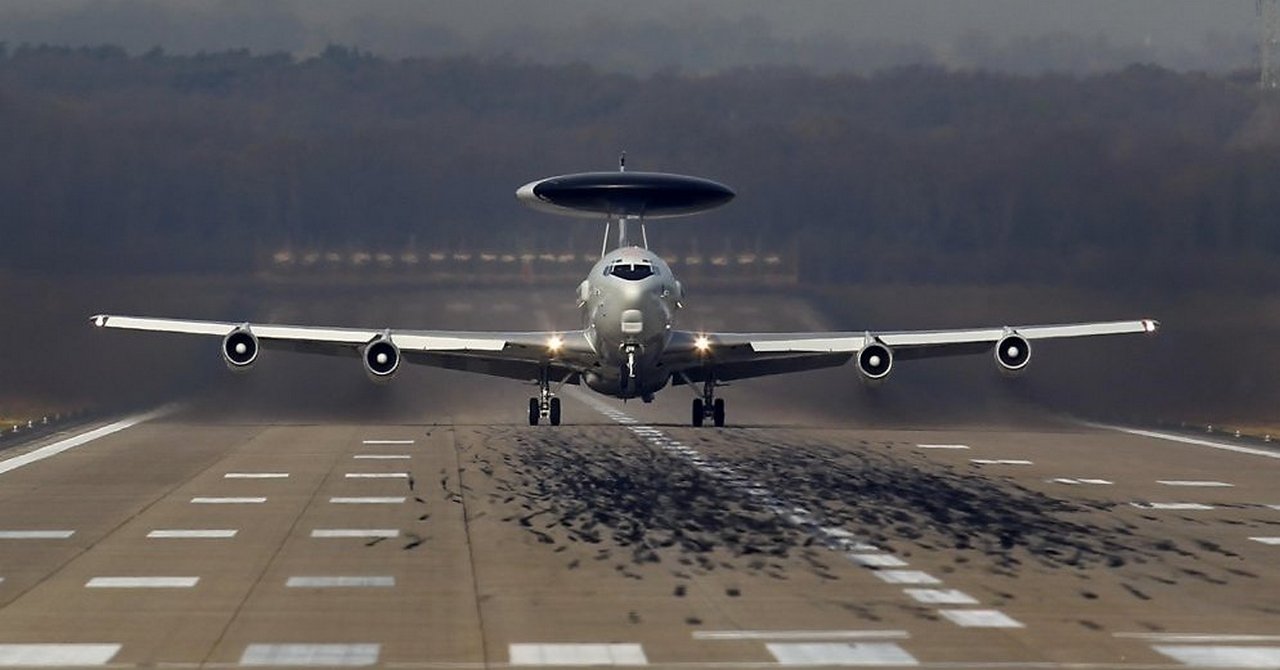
[857,341,893,383]
[221,328,259,370]
[995,332,1031,375]
[363,337,401,382]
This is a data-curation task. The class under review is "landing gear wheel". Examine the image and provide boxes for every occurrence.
[692,398,705,427]
[713,398,726,427]
[528,397,540,426]
[549,397,562,426]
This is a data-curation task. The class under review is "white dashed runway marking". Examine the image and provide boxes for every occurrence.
[970,459,1033,465]
[937,610,1024,628]
[146,529,237,539]
[85,577,199,588]
[0,644,121,666]
[224,472,289,479]
[352,454,411,460]
[692,630,909,641]
[310,529,399,538]
[1130,502,1215,510]
[285,576,395,588]
[1050,478,1114,485]
[190,497,266,504]
[848,554,909,568]
[1152,645,1280,667]
[766,642,918,666]
[875,570,941,585]
[240,643,380,666]
[1118,633,1280,643]
[915,444,969,450]
[1248,537,1280,545]
[509,643,647,666]
[361,439,415,445]
[0,530,74,539]
[329,497,406,504]
[343,472,409,479]
[902,589,979,605]
[1156,480,1233,487]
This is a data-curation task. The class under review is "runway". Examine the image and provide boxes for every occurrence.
[1,287,1278,668]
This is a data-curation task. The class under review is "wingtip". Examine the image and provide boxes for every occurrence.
[1142,318,1160,334]
[89,314,107,328]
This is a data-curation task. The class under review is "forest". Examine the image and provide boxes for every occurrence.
[1,44,1278,289]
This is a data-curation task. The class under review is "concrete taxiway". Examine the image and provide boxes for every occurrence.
[1,288,1277,668]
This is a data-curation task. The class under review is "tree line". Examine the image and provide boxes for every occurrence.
[1,44,1277,289]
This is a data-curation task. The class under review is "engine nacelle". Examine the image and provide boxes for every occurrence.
[994,332,1031,376]
[856,340,893,384]
[362,336,401,382]
[221,327,259,371]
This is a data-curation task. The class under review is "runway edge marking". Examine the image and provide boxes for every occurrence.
[0,405,177,477]
[1088,423,1280,461]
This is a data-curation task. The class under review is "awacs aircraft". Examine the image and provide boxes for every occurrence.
[92,163,1158,427]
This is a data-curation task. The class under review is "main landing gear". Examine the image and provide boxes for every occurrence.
[691,377,725,427]
[529,367,562,426]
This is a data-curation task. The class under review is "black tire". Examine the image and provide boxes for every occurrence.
[713,398,726,427]
[528,397,540,426]
[549,397,561,426]
[692,398,704,427]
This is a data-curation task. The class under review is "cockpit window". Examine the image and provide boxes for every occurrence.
[606,261,655,281]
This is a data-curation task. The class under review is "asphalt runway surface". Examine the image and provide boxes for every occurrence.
[1,287,1278,668]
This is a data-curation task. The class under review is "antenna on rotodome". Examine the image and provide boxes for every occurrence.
[619,151,627,172]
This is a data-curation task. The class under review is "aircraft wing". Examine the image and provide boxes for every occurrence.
[663,318,1158,383]
[89,315,592,383]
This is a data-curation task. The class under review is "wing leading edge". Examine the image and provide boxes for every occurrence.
[89,314,591,383]
[664,318,1158,383]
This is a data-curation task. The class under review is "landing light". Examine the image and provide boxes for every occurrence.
[694,335,711,353]
[547,335,564,353]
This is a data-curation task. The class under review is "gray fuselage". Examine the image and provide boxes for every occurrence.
[579,245,682,399]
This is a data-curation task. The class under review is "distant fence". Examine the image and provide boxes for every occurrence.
[257,247,799,287]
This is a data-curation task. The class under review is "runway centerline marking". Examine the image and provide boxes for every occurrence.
[344,472,409,478]
[361,439,415,445]
[329,497,406,504]
[85,577,199,588]
[1152,645,1280,667]
[240,643,380,667]
[970,459,1033,465]
[147,529,237,539]
[1050,478,1114,485]
[0,530,75,539]
[224,472,289,479]
[1130,502,1216,510]
[1117,633,1280,643]
[310,529,399,538]
[285,576,395,588]
[508,643,647,666]
[190,497,266,504]
[352,454,411,460]
[1094,424,1280,460]
[937,610,1024,628]
[0,644,122,666]
[766,642,918,666]
[0,405,174,477]
[903,589,979,605]
[693,630,909,641]
[1156,480,1233,488]
[916,444,970,450]
[570,388,1013,632]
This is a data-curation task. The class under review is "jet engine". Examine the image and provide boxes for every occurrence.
[221,327,259,371]
[362,336,401,382]
[856,340,893,384]
[994,332,1031,376]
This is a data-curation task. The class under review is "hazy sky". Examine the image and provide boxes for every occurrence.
[0,1,1263,72]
